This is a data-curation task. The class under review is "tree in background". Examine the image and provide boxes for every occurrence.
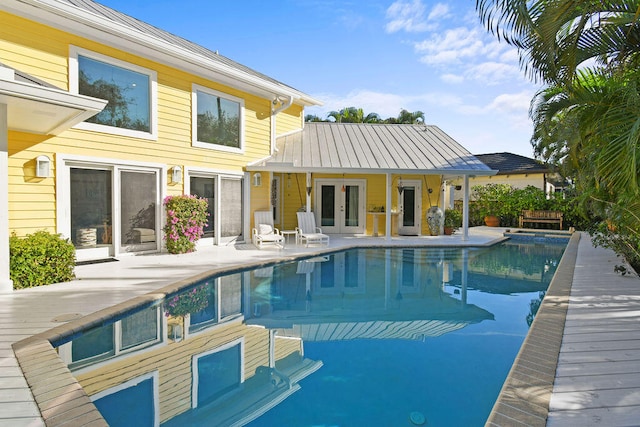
[308,107,424,124]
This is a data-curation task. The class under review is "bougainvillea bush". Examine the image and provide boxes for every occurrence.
[163,195,209,254]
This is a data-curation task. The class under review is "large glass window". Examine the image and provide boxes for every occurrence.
[78,56,150,132]
[193,86,243,151]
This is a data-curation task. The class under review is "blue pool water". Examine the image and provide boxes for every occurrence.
[54,241,565,427]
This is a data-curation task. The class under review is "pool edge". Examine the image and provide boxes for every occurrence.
[485,232,579,426]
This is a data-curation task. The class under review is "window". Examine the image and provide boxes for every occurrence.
[193,85,244,152]
[70,47,157,139]
[192,340,243,408]
[60,306,162,369]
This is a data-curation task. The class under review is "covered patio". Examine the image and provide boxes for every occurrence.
[246,122,496,243]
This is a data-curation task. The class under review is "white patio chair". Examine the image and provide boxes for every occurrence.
[296,211,330,247]
[252,211,284,249]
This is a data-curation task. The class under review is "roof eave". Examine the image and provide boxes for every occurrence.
[3,0,322,106]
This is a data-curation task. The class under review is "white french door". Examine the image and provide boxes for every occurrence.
[398,180,421,236]
[315,179,366,234]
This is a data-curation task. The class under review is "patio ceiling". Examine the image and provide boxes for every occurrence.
[247,122,497,177]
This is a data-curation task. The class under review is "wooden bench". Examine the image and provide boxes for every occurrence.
[519,210,563,229]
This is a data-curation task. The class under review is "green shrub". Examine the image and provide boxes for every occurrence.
[9,231,76,289]
[163,195,209,254]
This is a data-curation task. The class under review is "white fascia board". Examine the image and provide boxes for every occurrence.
[245,165,499,176]
[3,0,322,106]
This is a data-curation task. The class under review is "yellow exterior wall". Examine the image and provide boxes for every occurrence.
[275,105,303,135]
[276,173,444,236]
[1,11,303,237]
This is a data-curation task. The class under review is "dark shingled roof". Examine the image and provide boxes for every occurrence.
[474,152,548,175]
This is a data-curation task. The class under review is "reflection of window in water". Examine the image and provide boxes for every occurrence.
[193,341,242,407]
[60,306,161,369]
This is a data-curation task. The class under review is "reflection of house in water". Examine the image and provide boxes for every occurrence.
[55,275,322,427]
[55,247,504,426]
[247,249,494,342]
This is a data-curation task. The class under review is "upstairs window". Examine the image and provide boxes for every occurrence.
[70,47,157,139]
[193,85,244,152]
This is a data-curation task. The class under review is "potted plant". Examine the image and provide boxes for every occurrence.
[444,209,462,235]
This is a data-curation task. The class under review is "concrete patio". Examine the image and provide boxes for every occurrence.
[1,227,638,426]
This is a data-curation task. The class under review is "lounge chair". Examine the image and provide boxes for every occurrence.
[296,211,330,247]
[252,211,284,249]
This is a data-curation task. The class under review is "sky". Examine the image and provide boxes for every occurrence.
[98,0,542,157]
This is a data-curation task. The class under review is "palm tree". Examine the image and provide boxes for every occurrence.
[477,0,640,268]
[476,0,640,84]
[327,107,365,123]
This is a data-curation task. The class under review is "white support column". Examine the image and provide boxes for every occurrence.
[385,173,392,241]
[462,175,470,241]
[0,104,12,293]
[305,172,311,212]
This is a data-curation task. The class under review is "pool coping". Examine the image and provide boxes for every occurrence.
[12,234,565,426]
[485,231,580,426]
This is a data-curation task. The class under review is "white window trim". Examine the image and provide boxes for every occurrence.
[192,84,245,154]
[55,153,167,257]
[69,46,158,140]
[91,371,160,427]
[191,337,245,408]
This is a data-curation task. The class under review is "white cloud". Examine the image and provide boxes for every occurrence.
[465,62,522,85]
[428,3,450,20]
[414,27,492,65]
[385,0,428,33]
[441,73,464,84]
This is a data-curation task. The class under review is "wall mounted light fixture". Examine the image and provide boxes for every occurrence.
[253,172,262,187]
[171,166,182,184]
[36,155,51,178]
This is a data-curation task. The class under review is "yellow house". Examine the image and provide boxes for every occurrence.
[0,0,320,291]
[0,0,496,293]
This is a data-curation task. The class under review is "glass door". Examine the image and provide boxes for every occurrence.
[190,176,215,239]
[398,180,421,235]
[316,179,365,234]
[70,168,113,258]
[119,170,158,252]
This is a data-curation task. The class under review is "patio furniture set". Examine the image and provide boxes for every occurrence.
[252,211,330,249]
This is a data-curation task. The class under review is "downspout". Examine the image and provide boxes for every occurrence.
[0,103,11,293]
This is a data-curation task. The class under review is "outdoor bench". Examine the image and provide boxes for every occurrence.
[519,210,563,230]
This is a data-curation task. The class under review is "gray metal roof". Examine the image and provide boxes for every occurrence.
[248,122,496,175]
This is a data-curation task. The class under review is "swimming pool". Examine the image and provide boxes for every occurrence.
[53,241,566,426]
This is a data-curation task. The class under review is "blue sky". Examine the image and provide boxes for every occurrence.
[99,0,541,157]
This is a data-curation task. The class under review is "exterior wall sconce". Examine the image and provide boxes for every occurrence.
[171,166,182,184]
[253,172,262,187]
[306,186,312,196]
[397,178,404,195]
[36,155,51,178]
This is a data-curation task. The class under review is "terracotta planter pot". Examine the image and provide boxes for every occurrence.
[444,227,454,235]
[484,215,500,227]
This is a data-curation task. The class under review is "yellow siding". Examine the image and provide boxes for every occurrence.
[2,11,299,237]
[275,105,303,135]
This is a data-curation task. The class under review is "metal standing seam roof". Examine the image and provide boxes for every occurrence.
[248,122,496,175]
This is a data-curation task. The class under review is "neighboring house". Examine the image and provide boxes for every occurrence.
[0,0,496,292]
[447,152,555,205]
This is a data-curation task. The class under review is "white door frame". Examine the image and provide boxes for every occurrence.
[314,179,366,234]
[398,179,422,236]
